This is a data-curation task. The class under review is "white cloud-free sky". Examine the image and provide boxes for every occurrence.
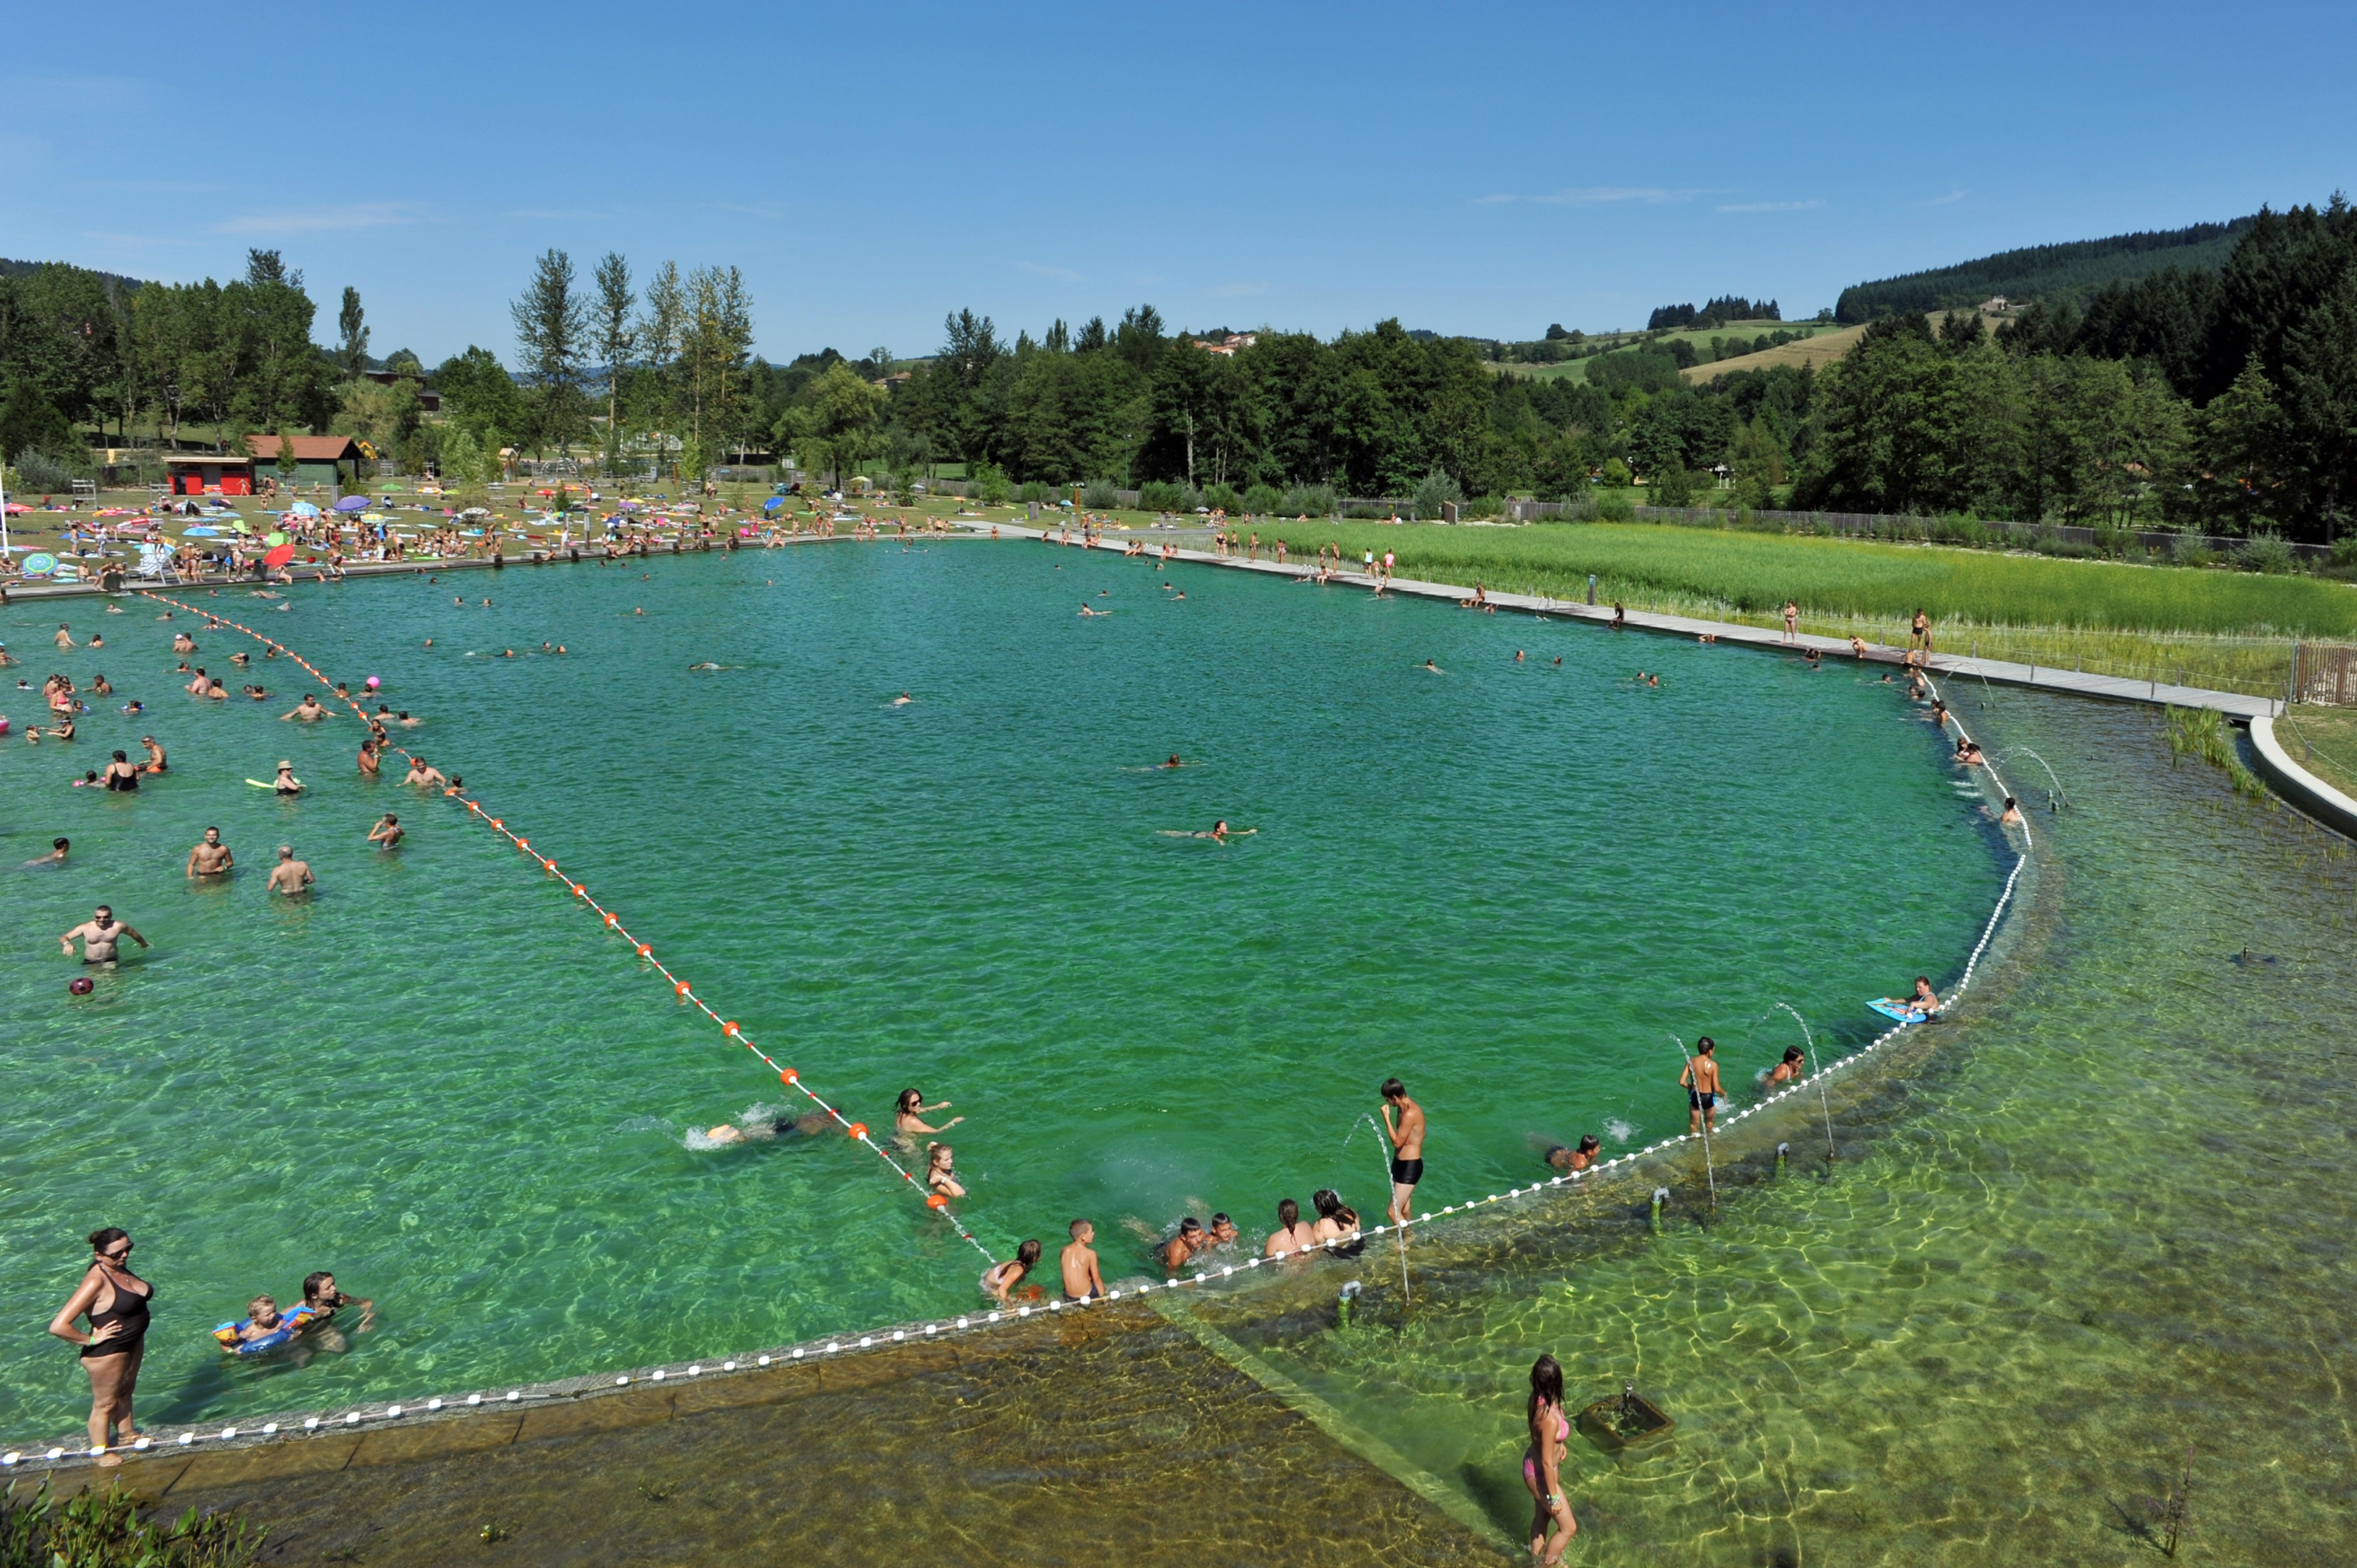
[6,1,2348,364]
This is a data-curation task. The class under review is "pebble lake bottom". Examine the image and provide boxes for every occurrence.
[76,677,2357,1568]
[4,547,2343,1563]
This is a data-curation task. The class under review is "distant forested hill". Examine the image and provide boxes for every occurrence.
[0,258,152,294]
[1834,218,2255,322]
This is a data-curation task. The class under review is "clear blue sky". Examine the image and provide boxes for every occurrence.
[7,1,2349,365]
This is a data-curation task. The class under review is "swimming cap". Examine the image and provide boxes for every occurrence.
[365,676,380,689]
[69,977,94,996]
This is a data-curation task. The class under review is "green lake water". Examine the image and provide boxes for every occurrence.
[0,541,2005,1440]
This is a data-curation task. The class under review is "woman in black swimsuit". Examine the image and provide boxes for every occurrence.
[48,1227,153,1464]
[102,751,141,791]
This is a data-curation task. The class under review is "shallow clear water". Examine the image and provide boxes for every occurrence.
[1226,689,2357,1565]
[0,542,2003,1437]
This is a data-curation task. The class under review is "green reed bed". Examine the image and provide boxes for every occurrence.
[1254,521,2357,699]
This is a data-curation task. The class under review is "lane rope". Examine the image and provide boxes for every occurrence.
[132,589,996,1265]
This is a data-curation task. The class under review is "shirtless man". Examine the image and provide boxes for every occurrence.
[140,737,167,774]
[280,693,332,722]
[1681,1037,1723,1135]
[266,846,313,895]
[1264,1198,1319,1257]
[367,813,404,849]
[24,837,70,869]
[186,827,233,878]
[185,668,210,697]
[60,906,148,963]
[1059,1219,1105,1302]
[358,739,380,776]
[1381,1077,1424,1223]
[400,757,447,789]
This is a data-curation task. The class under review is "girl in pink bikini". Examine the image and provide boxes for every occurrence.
[1524,1354,1578,1560]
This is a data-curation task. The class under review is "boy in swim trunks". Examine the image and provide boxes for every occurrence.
[1681,1038,1722,1134]
[1381,1077,1424,1223]
[1060,1219,1105,1302]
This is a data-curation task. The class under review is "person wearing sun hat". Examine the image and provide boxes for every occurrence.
[272,760,303,796]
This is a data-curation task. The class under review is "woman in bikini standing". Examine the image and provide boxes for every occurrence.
[1522,1353,1578,1561]
[48,1227,153,1464]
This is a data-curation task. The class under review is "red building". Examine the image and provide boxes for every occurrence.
[167,454,256,495]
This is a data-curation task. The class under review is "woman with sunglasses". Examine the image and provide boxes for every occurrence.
[48,1227,153,1464]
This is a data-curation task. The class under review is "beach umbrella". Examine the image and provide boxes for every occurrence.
[263,541,296,569]
[182,525,222,537]
[291,502,321,518]
[334,495,370,512]
[763,496,784,512]
[265,530,289,546]
[21,552,57,576]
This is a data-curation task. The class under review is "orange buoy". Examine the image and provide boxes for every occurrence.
[926,1194,947,1209]
[847,1123,867,1140]
[604,913,619,927]
[675,981,691,996]
[722,1021,740,1037]
[779,1069,798,1085]
[635,943,651,957]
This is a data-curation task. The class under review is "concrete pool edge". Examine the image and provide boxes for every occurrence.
[2250,715,2357,838]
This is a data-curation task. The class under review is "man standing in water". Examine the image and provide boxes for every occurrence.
[1380,1077,1424,1223]
[265,845,313,896]
[1681,1037,1722,1135]
[60,906,148,964]
[186,827,233,878]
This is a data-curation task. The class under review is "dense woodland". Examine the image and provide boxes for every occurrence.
[3,200,2355,540]
[1834,216,2254,321]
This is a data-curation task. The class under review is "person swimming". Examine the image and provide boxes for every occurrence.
[980,1239,1044,1303]
[895,1088,961,1137]
[1161,819,1255,843]
[702,1110,835,1146]
[925,1142,965,1198]
[1544,1134,1602,1173]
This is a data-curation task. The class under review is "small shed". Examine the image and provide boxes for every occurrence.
[244,434,368,487]
[167,454,255,496]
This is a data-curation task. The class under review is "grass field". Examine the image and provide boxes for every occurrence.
[1486,319,1828,383]
[2276,707,2357,799]
[1253,520,2357,698]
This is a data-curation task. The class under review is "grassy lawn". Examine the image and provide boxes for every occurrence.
[1488,320,1843,383]
[1248,520,2357,698]
[2276,707,2357,799]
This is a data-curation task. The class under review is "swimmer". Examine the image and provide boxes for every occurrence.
[687,662,725,671]
[1205,1213,1238,1249]
[2000,797,2024,825]
[925,1143,966,1199]
[121,700,144,715]
[1265,1198,1319,1257]
[1422,659,1443,674]
[367,813,404,849]
[1060,1219,1105,1302]
[1681,1038,1722,1134]
[300,1272,373,1333]
[400,758,448,789]
[279,693,332,722]
[703,1111,832,1145]
[271,761,303,796]
[891,691,913,705]
[1078,604,1109,616]
[358,739,380,776]
[233,1296,287,1347]
[25,837,70,869]
[1160,754,1185,768]
[186,827,233,878]
[1955,739,1984,766]
[1766,1047,1806,1086]
[101,750,141,791]
[1879,976,1942,1017]
[1309,1189,1362,1252]
[1161,1217,1206,1273]
[140,737,166,773]
[1545,1134,1603,1173]
[895,1088,961,1137]
[265,845,314,895]
[980,1239,1043,1304]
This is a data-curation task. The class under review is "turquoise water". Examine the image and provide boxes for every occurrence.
[0,543,2005,1437]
